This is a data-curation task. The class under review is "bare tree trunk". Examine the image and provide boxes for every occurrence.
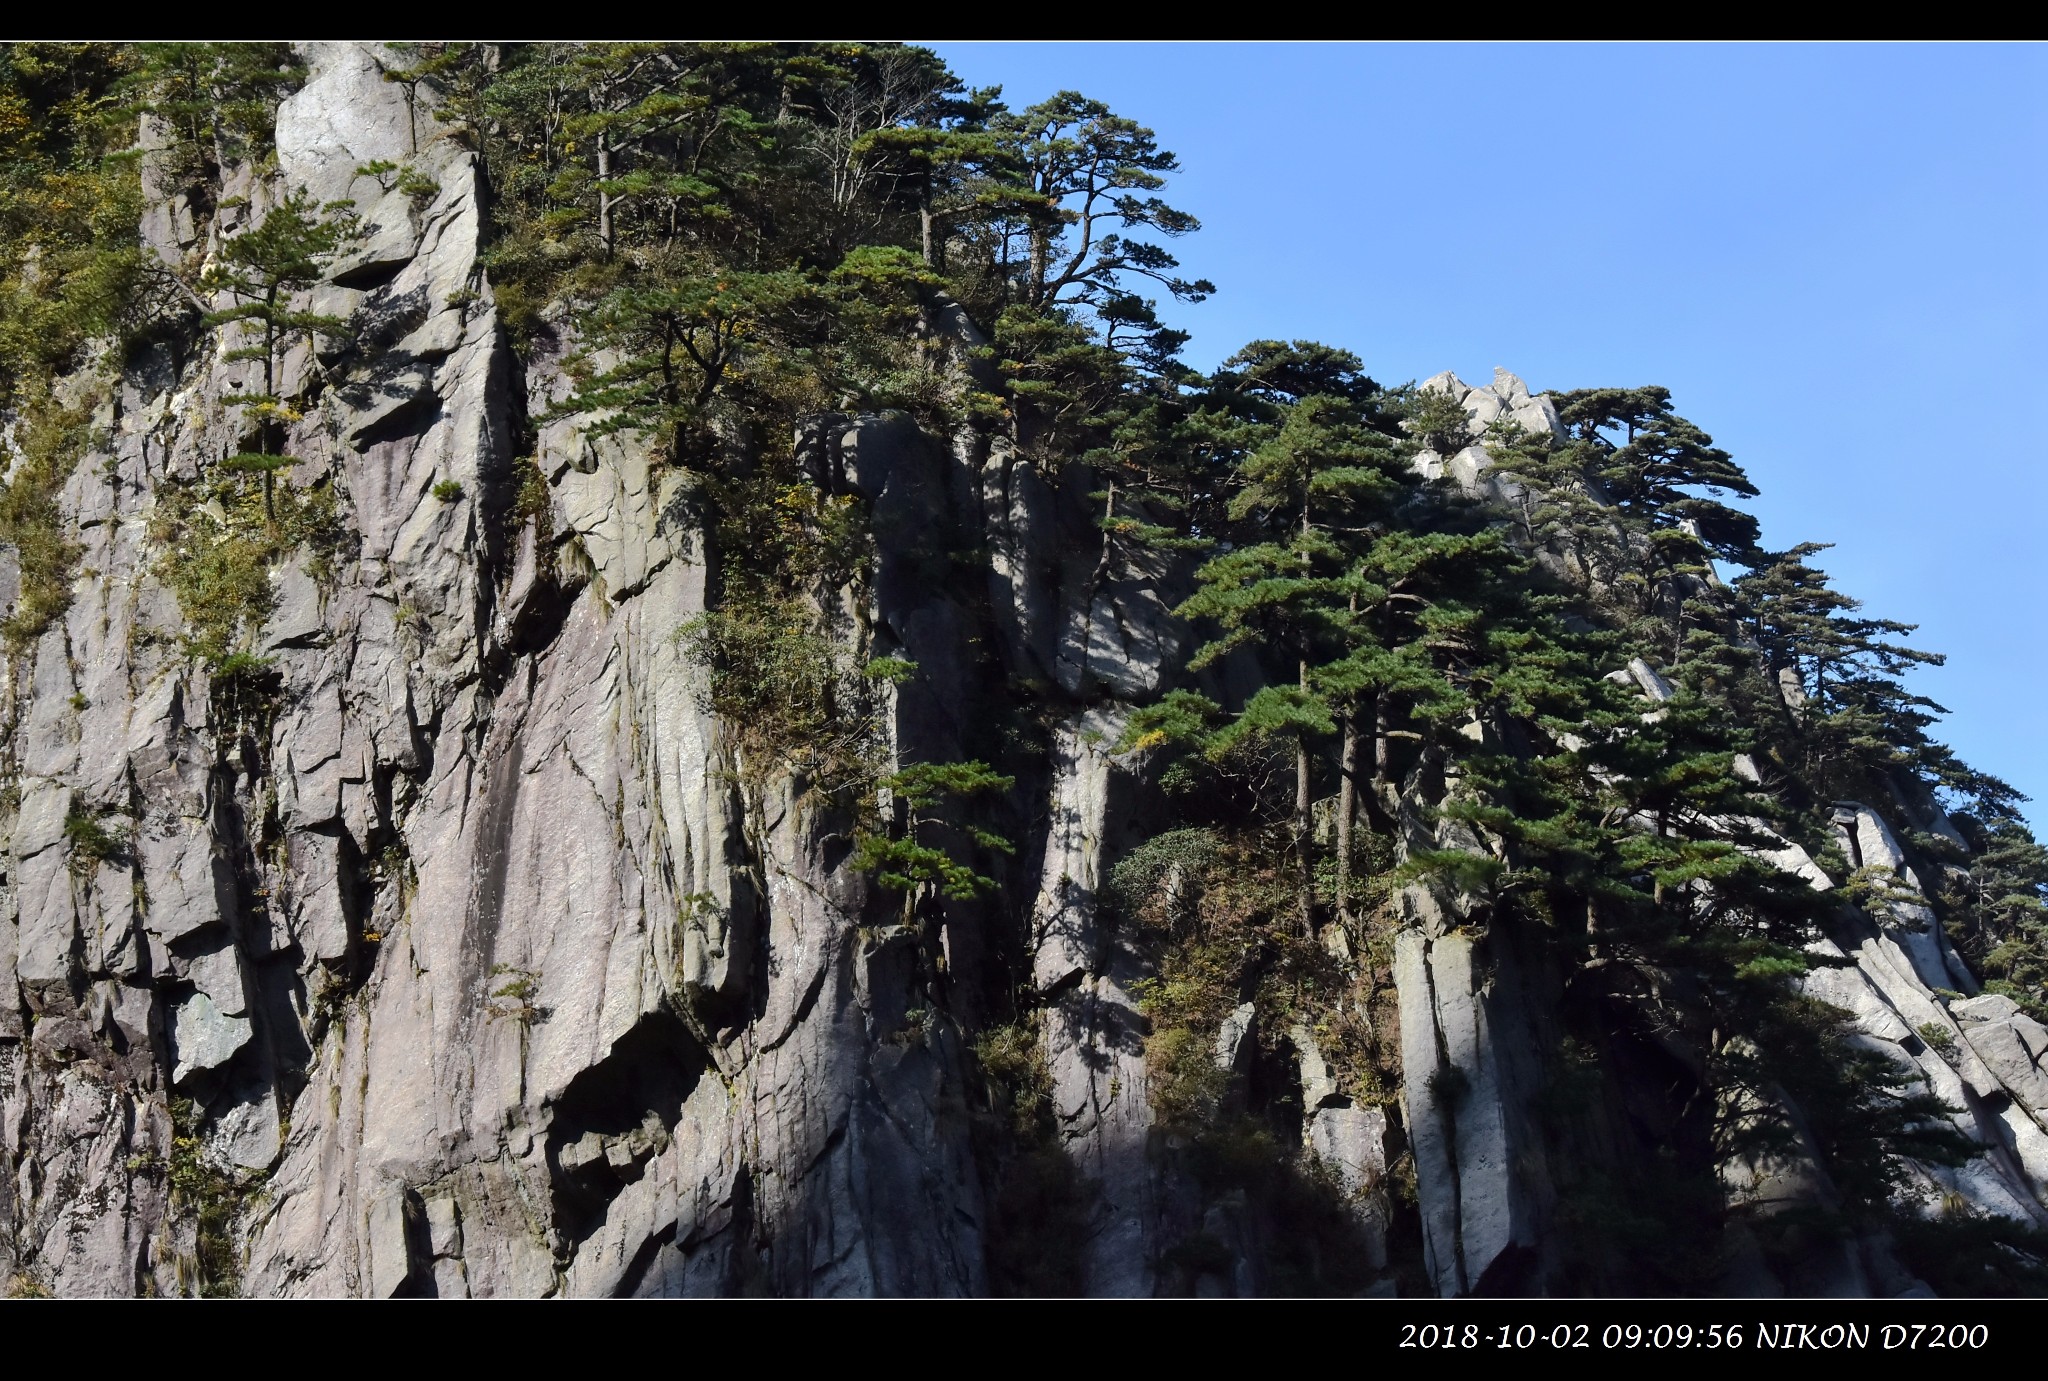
[597,132,615,256]
[1652,807,1669,907]
[1373,692,1393,811]
[1337,710,1359,927]
[261,315,278,526]
[1296,732,1314,938]
[920,203,933,266]
[1296,652,1315,937]
[1295,490,1316,935]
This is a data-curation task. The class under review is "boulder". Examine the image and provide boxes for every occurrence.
[1954,994,2024,1026]
[1215,1001,1257,1073]
[170,989,252,1084]
[1291,1023,1340,1110]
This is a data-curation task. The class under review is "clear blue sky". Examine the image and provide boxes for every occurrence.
[929,41,2048,831]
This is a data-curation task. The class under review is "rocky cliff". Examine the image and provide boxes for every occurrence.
[1,44,1163,1297]
[4,43,2046,1298]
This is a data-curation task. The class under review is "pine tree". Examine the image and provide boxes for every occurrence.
[128,43,301,205]
[1399,378,1479,456]
[1316,523,1522,918]
[852,760,1016,914]
[1554,386,1760,558]
[1176,386,1396,930]
[1207,341,1509,924]
[984,91,1214,315]
[1939,815,2048,1020]
[1212,338,1381,413]
[808,46,994,261]
[548,258,837,477]
[553,43,769,260]
[1732,542,1953,805]
[200,186,356,521]
[374,42,465,155]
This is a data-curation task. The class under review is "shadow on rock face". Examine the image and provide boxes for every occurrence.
[543,1008,707,1246]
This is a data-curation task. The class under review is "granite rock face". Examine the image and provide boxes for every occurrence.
[5,55,2045,1298]
[0,43,1055,1297]
[1,41,1214,1298]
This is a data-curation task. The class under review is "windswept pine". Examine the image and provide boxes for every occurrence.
[1,41,2045,1300]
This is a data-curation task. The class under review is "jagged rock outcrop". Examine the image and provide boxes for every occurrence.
[0,42,1206,1297]
[1384,371,1567,1296]
[1,43,992,1297]
[1024,707,1162,1295]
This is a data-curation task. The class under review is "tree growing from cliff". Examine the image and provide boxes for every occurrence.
[1198,340,1468,924]
[561,43,766,259]
[0,44,179,645]
[981,91,1212,315]
[128,42,301,205]
[1939,816,2048,1020]
[806,45,1001,262]
[1313,521,1519,919]
[1425,618,1981,1273]
[1553,385,1761,564]
[1176,387,1399,931]
[375,42,464,154]
[959,93,1213,445]
[1550,386,1763,654]
[1475,386,1764,680]
[1399,379,1478,456]
[551,262,825,468]
[136,183,357,687]
[849,97,1002,267]
[853,760,1016,908]
[0,43,158,399]
[1732,542,1953,805]
[201,186,356,520]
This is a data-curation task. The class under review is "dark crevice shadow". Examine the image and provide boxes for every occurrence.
[545,1007,707,1246]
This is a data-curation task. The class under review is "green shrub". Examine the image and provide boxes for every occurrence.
[678,594,854,775]
[1917,1021,1957,1058]
[511,455,551,526]
[970,1017,1095,1296]
[861,656,917,685]
[212,651,274,681]
[149,462,345,668]
[4,1269,53,1299]
[973,1020,1054,1141]
[1427,1063,1471,1109]
[485,964,543,1025]
[1104,827,1218,924]
[64,805,127,872]
[167,1098,247,1297]
[1144,1025,1232,1134]
[0,399,93,647]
